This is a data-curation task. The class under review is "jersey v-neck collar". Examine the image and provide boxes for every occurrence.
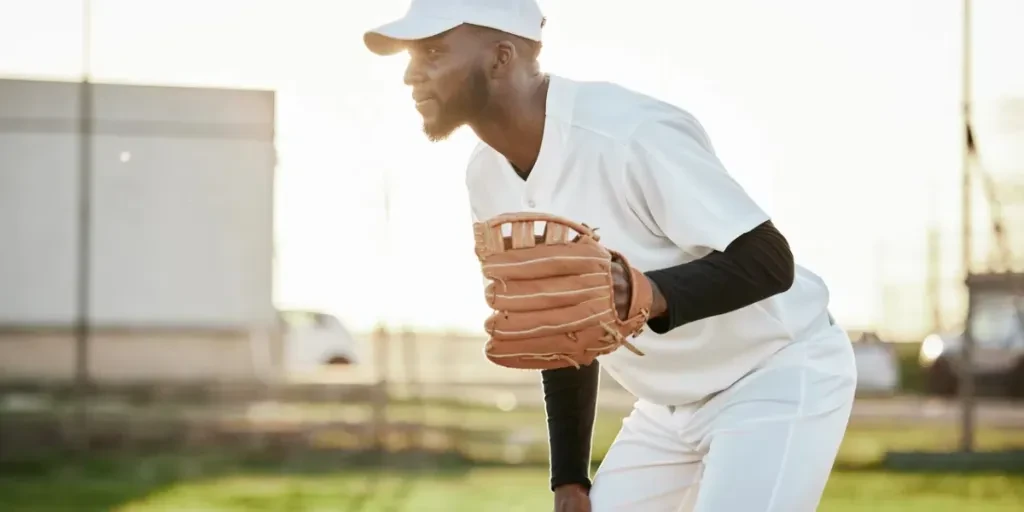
[502,74,578,209]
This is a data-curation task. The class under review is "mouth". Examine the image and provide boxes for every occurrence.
[414,97,438,116]
[413,90,435,105]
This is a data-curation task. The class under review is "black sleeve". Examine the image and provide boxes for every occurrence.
[542,359,600,491]
[644,220,795,334]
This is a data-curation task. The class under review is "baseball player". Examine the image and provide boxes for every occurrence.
[364,1,858,511]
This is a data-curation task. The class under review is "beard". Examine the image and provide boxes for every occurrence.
[422,68,489,142]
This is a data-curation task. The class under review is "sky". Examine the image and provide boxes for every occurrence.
[1,0,1021,339]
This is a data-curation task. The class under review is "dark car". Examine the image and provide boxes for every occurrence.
[919,294,1024,399]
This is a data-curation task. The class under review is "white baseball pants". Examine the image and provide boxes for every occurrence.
[589,322,858,512]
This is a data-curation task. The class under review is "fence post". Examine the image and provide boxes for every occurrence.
[371,324,390,455]
[401,326,424,452]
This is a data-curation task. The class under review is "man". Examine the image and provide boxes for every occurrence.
[363,1,858,510]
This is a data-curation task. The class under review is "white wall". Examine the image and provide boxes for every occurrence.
[0,78,277,330]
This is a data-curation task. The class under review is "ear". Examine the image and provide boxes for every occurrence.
[489,41,518,78]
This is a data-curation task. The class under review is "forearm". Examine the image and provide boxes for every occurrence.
[644,220,795,334]
[542,359,600,491]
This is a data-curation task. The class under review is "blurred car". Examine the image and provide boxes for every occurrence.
[919,294,1024,399]
[278,309,361,372]
[848,330,901,395]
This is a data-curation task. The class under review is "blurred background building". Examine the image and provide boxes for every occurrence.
[0,77,280,384]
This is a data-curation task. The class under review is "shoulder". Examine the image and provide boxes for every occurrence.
[627,107,715,156]
[563,77,710,151]
[562,78,718,190]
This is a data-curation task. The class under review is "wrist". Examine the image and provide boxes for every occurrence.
[554,483,589,495]
[645,275,669,319]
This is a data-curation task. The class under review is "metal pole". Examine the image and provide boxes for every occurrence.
[927,168,942,333]
[74,0,94,450]
[958,0,976,454]
[928,228,942,332]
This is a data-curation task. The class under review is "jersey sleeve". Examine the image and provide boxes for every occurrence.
[623,112,770,254]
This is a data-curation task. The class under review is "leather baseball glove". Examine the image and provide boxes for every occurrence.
[472,212,654,370]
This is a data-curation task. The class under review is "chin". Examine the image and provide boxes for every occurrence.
[422,120,460,143]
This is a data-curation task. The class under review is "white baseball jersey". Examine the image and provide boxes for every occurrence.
[466,74,834,406]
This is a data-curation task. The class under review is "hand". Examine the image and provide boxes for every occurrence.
[612,260,668,321]
[611,260,632,321]
[554,484,591,512]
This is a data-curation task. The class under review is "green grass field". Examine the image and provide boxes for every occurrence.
[3,461,1024,512]
[3,421,1024,512]
[4,395,1024,511]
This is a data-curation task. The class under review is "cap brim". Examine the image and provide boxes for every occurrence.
[363,16,463,56]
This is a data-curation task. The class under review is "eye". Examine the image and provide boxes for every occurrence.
[409,45,443,61]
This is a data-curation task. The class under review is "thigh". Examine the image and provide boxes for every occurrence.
[688,364,856,512]
[589,402,702,512]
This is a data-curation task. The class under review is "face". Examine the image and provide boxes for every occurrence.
[403,27,492,142]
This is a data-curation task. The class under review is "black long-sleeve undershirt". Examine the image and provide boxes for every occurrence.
[543,357,601,491]
[542,220,795,491]
[644,219,795,334]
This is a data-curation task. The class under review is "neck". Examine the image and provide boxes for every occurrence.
[470,73,549,174]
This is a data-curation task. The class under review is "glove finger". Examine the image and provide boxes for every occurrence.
[484,323,626,369]
[485,273,610,311]
[484,333,581,360]
[485,298,615,340]
[479,241,611,281]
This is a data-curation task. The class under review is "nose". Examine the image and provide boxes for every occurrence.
[403,58,427,86]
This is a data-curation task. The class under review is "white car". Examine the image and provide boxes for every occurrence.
[278,309,361,374]
[849,330,901,395]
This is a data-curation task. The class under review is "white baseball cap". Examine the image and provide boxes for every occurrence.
[364,0,546,56]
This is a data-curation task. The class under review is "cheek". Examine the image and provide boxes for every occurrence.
[434,61,480,103]
[432,69,463,103]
